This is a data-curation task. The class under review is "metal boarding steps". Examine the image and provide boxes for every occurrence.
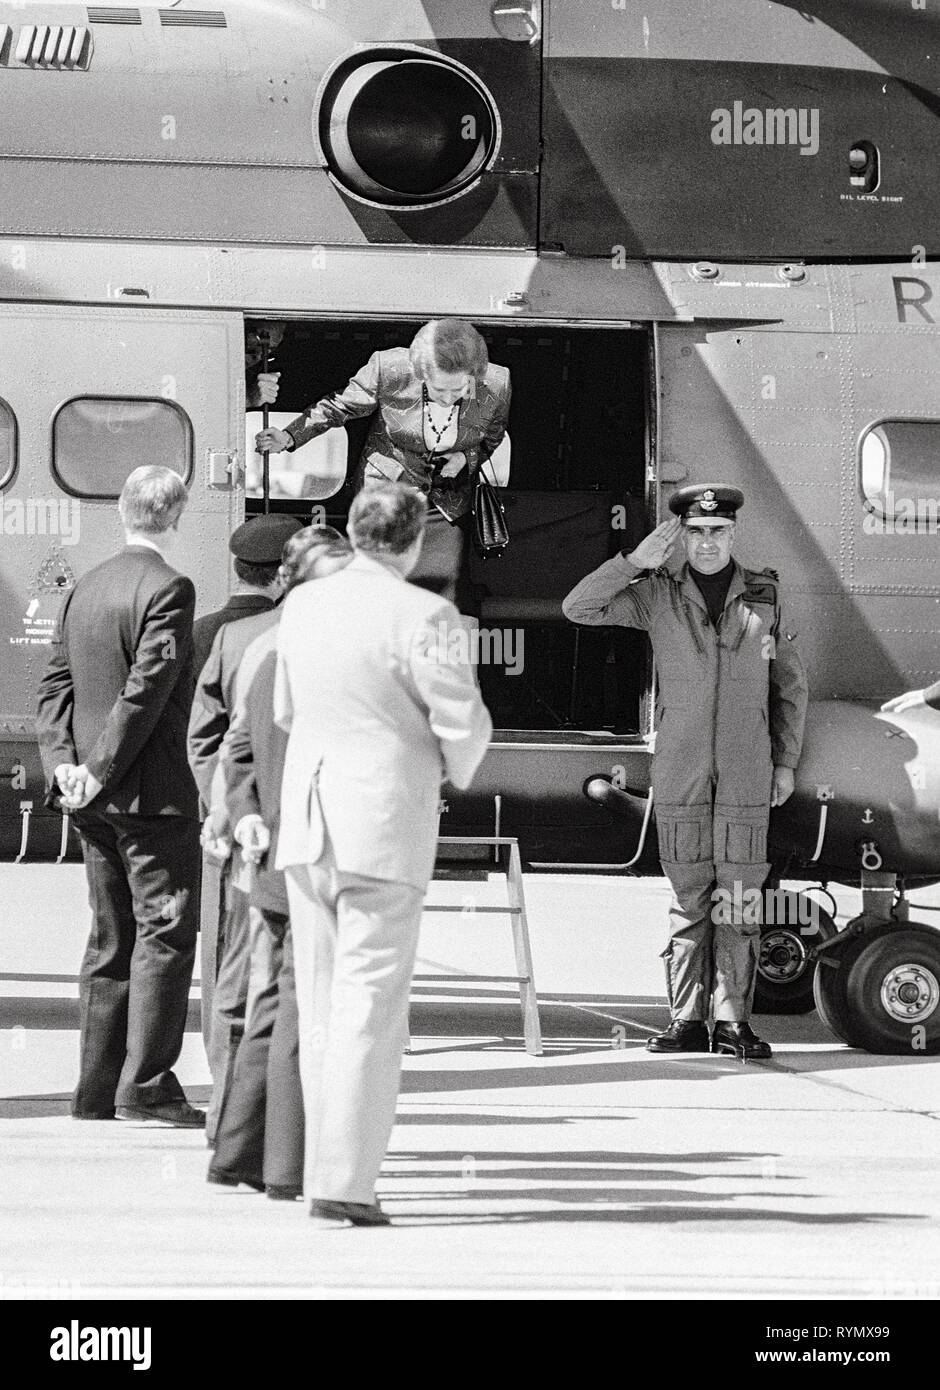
[411,835,543,1056]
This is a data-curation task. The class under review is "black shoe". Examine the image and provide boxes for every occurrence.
[267,1184,303,1202]
[71,1110,115,1121]
[207,1167,264,1192]
[115,1100,206,1128]
[310,1199,390,1228]
[646,1019,710,1053]
[711,1021,773,1060]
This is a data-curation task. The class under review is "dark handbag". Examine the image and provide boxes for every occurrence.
[472,464,509,558]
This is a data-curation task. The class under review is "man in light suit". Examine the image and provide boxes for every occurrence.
[274,483,492,1227]
[206,526,352,1199]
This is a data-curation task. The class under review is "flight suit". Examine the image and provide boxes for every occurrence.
[563,554,807,1021]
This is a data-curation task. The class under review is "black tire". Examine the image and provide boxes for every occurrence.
[842,926,940,1055]
[753,891,838,1015]
[812,928,876,1047]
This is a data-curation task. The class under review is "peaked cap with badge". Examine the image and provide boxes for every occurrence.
[669,484,744,524]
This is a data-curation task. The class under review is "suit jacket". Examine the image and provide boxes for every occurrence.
[209,619,288,915]
[187,606,280,811]
[192,593,277,683]
[284,347,511,522]
[35,545,198,818]
[274,552,493,890]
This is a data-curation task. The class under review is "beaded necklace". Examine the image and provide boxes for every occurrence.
[422,383,461,454]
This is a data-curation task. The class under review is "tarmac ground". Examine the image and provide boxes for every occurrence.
[2,863,939,1303]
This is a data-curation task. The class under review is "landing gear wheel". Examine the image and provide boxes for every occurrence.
[753,892,838,1015]
[812,929,876,1047]
[841,926,940,1055]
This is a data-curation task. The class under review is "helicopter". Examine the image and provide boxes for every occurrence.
[0,0,939,1051]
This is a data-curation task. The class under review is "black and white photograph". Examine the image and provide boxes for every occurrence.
[0,0,938,1346]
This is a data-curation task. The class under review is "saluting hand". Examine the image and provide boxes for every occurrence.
[626,517,682,570]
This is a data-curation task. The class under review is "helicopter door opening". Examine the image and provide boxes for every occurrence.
[244,316,651,737]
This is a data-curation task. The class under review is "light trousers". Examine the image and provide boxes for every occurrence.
[285,847,423,1204]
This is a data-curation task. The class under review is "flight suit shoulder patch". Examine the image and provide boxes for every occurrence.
[741,567,778,604]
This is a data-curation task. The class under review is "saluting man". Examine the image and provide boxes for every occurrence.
[563,485,808,1060]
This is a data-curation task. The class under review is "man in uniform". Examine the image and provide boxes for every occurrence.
[189,512,301,1136]
[191,513,292,681]
[563,485,808,1060]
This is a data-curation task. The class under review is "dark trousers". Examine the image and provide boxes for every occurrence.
[205,883,251,1143]
[72,810,200,1117]
[210,908,304,1190]
[198,856,225,1054]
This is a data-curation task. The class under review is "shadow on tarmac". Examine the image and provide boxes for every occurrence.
[401,1056,788,1092]
[381,1207,920,1226]
[1,997,202,1032]
[0,1085,213,1120]
[380,1151,922,1226]
[388,1152,790,1183]
[4,987,935,1120]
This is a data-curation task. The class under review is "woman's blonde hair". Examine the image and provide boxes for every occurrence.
[409,319,489,385]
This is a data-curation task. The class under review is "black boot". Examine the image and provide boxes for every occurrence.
[646,1018,711,1053]
[711,1021,772,1060]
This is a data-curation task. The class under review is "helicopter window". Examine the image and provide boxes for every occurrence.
[52,398,192,500]
[860,419,940,524]
[244,412,348,501]
[0,398,16,488]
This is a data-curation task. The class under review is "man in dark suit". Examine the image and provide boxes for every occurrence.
[35,465,204,1126]
[207,527,352,1199]
[188,513,302,1141]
